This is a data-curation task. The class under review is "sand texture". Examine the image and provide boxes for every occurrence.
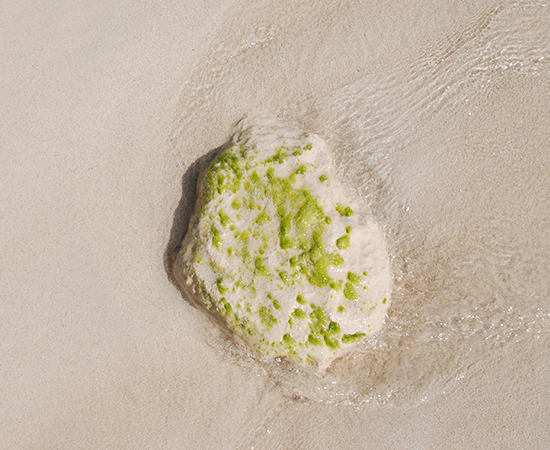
[2,0,550,448]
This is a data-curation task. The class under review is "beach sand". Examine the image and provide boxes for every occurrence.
[2,0,549,448]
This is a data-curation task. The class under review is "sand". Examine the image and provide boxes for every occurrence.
[1,0,549,448]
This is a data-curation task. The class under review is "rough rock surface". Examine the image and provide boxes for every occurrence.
[174,113,391,371]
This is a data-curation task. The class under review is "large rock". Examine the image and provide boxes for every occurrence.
[174,113,391,371]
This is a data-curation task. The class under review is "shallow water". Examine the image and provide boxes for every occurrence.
[170,0,550,407]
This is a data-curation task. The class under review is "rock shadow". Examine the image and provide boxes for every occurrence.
[164,145,226,292]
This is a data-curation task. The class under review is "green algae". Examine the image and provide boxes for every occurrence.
[292,308,307,319]
[342,332,366,344]
[259,306,278,329]
[336,204,354,217]
[211,225,222,249]
[216,277,228,294]
[336,234,351,250]
[254,257,270,276]
[347,272,361,283]
[268,293,282,310]
[344,282,359,300]
[231,198,242,210]
[219,210,232,227]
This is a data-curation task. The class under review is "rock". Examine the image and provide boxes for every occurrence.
[173,112,391,371]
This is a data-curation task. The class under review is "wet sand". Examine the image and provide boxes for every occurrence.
[2,0,550,448]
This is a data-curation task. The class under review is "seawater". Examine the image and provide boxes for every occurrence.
[170,0,550,406]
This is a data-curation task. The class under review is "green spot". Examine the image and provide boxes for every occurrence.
[328,253,344,266]
[325,216,332,225]
[310,257,331,287]
[259,306,278,329]
[336,204,355,217]
[338,306,346,313]
[278,271,290,284]
[266,147,289,164]
[295,165,307,175]
[308,334,322,346]
[268,293,282,310]
[319,174,328,183]
[231,198,242,210]
[336,235,351,250]
[296,294,306,305]
[344,282,359,300]
[283,333,294,344]
[292,308,307,319]
[219,210,232,227]
[224,302,232,314]
[228,247,235,256]
[280,236,295,250]
[273,150,285,164]
[216,278,228,294]
[255,210,271,225]
[382,297,387,305]
[254,257,270,276]
[251,170,261,183]
[237,229,249,244]
[211,226,222,249]
[310,306,328,327]
[304,143,312,151]
[347,272,361,283]
[342,332,366,344]
[324,335,339,349]
[248,281,256,293]
[279,215,295,249]
[307,305,338,349]
[346,226,353,234]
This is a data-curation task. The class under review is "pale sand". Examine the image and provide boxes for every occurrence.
[1,0,550,448]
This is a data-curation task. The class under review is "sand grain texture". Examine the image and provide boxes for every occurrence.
[2,0,550,449]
